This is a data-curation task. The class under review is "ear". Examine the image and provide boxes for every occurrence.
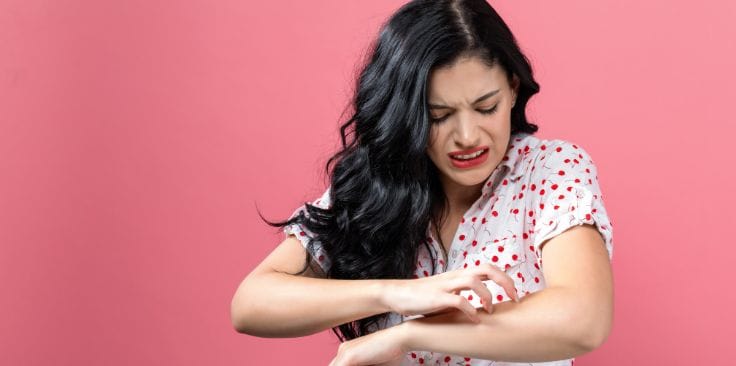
[510,73,520,96]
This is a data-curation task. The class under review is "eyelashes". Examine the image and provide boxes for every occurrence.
[479,105,499,115]
[430,105,499,124]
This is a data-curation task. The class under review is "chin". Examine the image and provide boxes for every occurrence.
[452,155,503,182]
[449,167,494,186]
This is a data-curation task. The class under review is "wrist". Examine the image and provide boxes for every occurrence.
[393,319,414,353]
[376,279,400,313]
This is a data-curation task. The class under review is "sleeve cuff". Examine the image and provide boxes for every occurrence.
[532,184,614,269]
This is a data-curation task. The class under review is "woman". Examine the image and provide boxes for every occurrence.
[231,1,614,365]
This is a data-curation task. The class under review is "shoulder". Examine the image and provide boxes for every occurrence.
[524,134,594,160]
[522,135,600,179]
[503,133,599,181]
[521,137,615,263]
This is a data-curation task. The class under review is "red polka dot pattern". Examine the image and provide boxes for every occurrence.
[282,132,614,366]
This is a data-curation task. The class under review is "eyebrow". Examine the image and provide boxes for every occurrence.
[428,89,500,109]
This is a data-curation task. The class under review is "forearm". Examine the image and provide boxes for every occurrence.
[400,286,596,363]
[232,271,389,338]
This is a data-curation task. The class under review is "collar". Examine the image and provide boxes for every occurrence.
[480,132,534,194]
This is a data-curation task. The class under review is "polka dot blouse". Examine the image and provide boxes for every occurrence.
[284,131,614,366]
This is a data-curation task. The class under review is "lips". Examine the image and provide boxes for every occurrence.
[448,147,490,169]
[448,146,489,160]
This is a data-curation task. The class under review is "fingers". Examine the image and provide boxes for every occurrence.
[476,264,520,302]
[469,278,495,312]
[449,265,519,306]
[436,264,520,322]
[450,276,494,313]
[443,293,479,323]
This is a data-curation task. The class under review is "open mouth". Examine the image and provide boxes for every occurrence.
[448,148,490,169]
[449,148,488,161]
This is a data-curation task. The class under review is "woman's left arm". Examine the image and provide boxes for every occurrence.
[395,223,614,363]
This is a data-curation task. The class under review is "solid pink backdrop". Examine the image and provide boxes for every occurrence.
[1,0,733,365]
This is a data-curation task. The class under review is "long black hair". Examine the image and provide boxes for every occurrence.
[262,0,540,342]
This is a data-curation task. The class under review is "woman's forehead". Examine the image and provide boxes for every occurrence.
[428,59,506,106]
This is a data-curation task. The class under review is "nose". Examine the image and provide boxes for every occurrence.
[453,110,481,149]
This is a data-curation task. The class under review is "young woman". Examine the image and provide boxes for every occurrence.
[231,1,614,365]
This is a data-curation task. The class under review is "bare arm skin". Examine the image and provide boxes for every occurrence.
[230,234,391,337]
[234,223,613,364]
[393,224,614,362]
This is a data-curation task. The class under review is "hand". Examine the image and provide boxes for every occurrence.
[382,264,519,323]
[327,323,408,366]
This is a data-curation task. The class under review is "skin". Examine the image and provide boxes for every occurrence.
[331,56,521,366]
[424,55,519,256]
[230,55,613,366]
[425,55,519,213]
[327,56,613,365]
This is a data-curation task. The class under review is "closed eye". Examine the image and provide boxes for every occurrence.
[430,105,499,124]
[479,105,498,115]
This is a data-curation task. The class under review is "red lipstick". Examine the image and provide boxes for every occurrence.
[448,146,490,169]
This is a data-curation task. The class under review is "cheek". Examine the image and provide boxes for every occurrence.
[425,143,440,161]
[426,127,439,150]
[425,135,444,165]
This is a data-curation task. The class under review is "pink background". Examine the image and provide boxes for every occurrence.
[1,0,733,364]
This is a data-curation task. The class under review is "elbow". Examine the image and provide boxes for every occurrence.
[230,303,246,334]
[230,294,253,334]
[569,303,613,352]
[576,318,611,352]
[554,281,613,353]
[231,313,248,334]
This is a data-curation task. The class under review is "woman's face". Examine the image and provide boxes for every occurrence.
[426,55,519,194]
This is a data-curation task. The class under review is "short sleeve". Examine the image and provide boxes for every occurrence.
[283,187,333,274]
[529,141,614,269]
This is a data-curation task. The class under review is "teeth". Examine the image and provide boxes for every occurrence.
[455,149,485,160]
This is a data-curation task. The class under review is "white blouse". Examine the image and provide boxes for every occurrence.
[285,131,614,366]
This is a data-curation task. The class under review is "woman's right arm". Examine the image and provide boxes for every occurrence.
[230,235,392,338]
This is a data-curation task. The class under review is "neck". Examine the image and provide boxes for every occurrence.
[440,174,485,215]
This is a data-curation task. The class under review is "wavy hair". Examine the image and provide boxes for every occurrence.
[263,0,540,342]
